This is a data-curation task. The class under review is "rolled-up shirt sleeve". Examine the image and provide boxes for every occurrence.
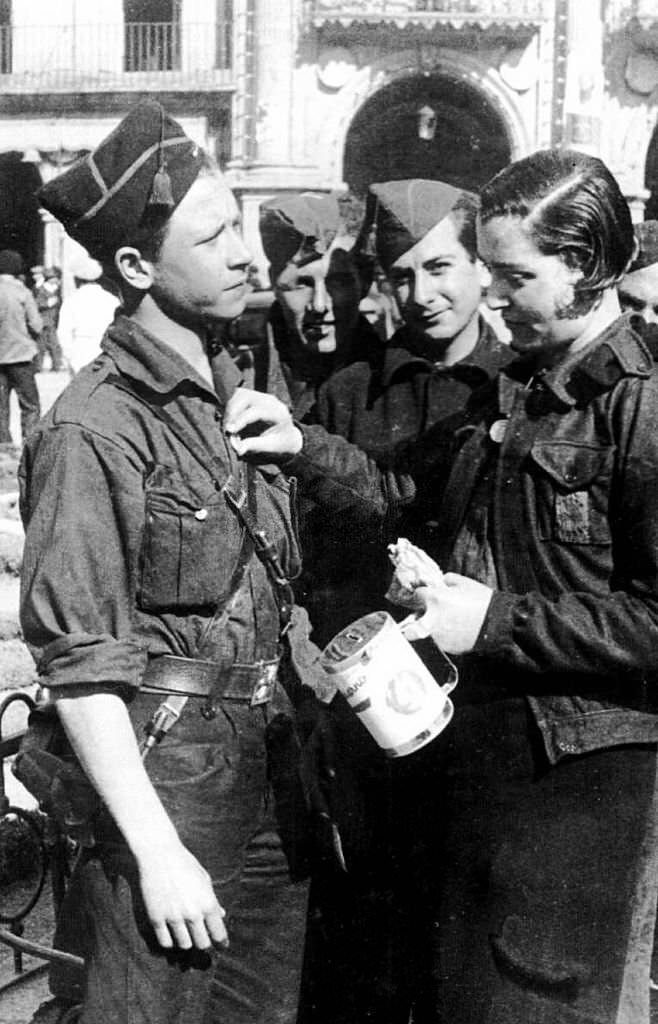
[19,422,148,696]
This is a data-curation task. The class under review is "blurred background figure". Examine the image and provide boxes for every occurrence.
[618,220,658,325]
[0,248,42,445]
[57,254,119,375]
[31,265,64,372]
[358,268,401,343]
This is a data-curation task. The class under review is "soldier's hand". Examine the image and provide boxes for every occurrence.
[224,387,303,460]
[137,842,228,951]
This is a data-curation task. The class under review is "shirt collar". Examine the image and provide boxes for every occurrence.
[498,313,653,416]
[102,313,243,406]
[380,317,510,388]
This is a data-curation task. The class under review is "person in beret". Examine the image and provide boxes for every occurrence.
[19,99,326,1024]
[0,248,42,445]
[259,191,380,419]
[293,180,511,1024]
[619,220,658,325]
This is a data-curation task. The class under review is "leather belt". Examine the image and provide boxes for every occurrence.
[141,654,280,708]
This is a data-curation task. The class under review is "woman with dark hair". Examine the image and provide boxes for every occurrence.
[224,148,658,1024]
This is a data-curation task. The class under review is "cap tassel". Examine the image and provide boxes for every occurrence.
[149,161,174,209]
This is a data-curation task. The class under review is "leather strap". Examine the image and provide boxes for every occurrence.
[142,654,280,707]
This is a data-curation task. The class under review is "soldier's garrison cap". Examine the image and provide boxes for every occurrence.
[259,193,343,284]
[363,179,476,273]
[38,100,206,264]
[628,220,658,273]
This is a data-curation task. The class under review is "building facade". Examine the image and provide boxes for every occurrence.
[0,0,656,284]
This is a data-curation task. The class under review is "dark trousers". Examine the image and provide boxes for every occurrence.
[49,690,309,1024]
[301,698,658,1024]
[0,361,40,443]
[35,323,63,373]
[411,699,658,1024]
[298,698,418,1024]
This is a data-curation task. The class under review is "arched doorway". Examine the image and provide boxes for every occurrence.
[343,72,512,196]
[0,152,43,269]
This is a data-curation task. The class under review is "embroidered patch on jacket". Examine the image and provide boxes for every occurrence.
[555,491,591,543]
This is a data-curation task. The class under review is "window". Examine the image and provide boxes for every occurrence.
[0,0,11,75]
[123,0,181,72]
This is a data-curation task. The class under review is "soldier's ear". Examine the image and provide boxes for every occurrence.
[114,247,154,292]
[476,258,491,291]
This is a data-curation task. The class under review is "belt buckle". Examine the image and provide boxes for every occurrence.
[250,661,278,707]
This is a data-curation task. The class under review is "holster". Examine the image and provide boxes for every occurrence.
[13,709,100,846]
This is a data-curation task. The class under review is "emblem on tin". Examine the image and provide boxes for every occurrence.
[385,671,427,715]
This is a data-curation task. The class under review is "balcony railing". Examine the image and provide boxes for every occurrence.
[305,0,548,27]
[0,17,234,92]
[124,22,182,73]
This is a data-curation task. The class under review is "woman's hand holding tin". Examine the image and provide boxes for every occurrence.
[400,571,494,654]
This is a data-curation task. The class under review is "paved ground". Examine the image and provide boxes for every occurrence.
[0,371,68,1021]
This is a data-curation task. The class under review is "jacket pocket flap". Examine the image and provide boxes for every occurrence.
[530,442,614,491]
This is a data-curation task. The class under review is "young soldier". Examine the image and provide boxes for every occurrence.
[294,180,510,1024]
[304,179,510,643]
[226,150,658,1024]
[19,100,322,1024]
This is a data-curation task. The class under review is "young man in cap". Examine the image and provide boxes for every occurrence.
[226,149,658,1024]
[0,248,42,444]
[20,100,323,1024]
[259,192,379,419]
[294,180,510,1024]
[303,179,510,643]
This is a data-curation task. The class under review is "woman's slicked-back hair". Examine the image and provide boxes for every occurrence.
[479,149,634,295]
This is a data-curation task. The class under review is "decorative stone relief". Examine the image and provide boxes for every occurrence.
[625,49,658,96]
[317,47,357,90]
[499,40,540,93]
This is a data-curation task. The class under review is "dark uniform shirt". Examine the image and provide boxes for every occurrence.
[291,314,658,761]
[19,313,303,697]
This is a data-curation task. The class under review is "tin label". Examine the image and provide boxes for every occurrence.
[321,611,453,757]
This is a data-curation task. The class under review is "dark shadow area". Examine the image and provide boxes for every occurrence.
[343,72,511,195]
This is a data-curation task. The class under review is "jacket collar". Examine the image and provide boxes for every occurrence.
[498,313,653,416]
[379,316,510,388]
[101,313,242,407]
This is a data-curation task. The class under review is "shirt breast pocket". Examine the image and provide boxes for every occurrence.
[139,466,242,611]
[530,442,615,546]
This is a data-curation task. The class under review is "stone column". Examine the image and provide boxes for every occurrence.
[252,0,295,168]
[563,0,604,154]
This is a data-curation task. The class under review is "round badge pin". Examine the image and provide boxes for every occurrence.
[489,419,508,444]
